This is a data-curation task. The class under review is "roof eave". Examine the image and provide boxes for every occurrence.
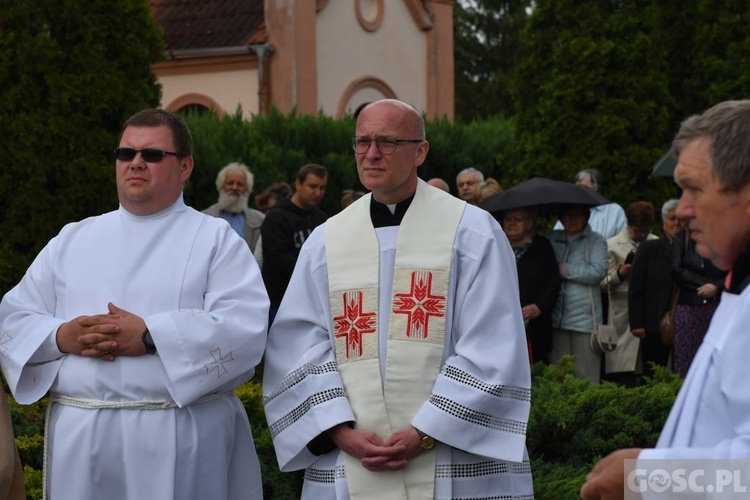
[167,45,257,59]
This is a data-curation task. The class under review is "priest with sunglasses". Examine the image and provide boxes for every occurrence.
[0,109,269,499]
[262,99,533,499]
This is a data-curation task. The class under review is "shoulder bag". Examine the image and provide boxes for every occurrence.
[659,287,679,346]
[659,232,689,346]
[584,235,617,354]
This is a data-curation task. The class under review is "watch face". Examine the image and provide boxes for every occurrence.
[421,435,435,450]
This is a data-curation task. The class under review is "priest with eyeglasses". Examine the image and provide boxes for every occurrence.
[0,109,269,499]
[262,99,533,499]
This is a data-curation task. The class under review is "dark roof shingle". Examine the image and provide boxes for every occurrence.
[150,0,266,51]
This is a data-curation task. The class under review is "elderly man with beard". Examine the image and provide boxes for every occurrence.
[203,162,265,263]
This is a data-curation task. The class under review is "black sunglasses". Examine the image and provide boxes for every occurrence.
[114,147,180,163]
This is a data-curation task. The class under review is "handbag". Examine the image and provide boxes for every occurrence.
[583,235,617,354]
[589,285,618,354]
[659,287,679,345]
[660,232,689,346]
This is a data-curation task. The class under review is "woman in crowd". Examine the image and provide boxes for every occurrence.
[628,199,681,378]
[475,178,502,204]
[548,204,608,383]
[254,181,292,213]
[340,189,365,210]
[671,224,725,377]
[601,201,657,386]
[501,207,560,364]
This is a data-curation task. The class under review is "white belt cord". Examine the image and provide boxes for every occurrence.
[42,392,229,500]
[50,391,226,410]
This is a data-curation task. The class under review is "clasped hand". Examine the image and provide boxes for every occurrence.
[56,302,148,361]
[329,424,424,472]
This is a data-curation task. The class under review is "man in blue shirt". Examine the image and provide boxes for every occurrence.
[203,162,265,262]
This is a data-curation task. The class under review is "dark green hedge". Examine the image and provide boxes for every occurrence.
[182,108,516,218]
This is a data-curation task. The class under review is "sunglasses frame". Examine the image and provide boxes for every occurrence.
[114,147,180,163]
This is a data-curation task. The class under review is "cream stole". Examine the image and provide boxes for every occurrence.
[325,179,465,500]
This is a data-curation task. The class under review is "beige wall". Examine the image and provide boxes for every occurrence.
[154,0,453,120]
[153,55,260,119]
[160,70,259,118]
[316,1,427,117]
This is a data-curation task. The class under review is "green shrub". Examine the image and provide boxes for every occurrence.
[528,357,681,498]
[22,465,43,500]
[8,357,679,499]
[235,380,304,499]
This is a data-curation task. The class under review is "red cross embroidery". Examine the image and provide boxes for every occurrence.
[393,271,446,339]
[333,291,377,359]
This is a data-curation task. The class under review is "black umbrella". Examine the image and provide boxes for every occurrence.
[479,177,609,215]
[651,150,677,177]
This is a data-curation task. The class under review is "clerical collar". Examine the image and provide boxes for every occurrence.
[370,192,415,227]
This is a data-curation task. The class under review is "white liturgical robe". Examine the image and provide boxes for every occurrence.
[0,197,269,500]
[262,190,534,500]
[639,285,750,462]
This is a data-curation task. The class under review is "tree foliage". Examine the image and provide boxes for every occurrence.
[0,0,163,293]
[510,0,674,206]
[184,109,516,217]
[454,0,532,121]
[661,0,750,116]
[454,1,750,214]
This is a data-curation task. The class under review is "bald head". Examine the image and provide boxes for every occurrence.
[353,99,429,204]
[357,99,425,140]
[427,178,450,192]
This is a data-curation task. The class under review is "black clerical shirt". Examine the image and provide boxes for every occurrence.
[370,193,415,228]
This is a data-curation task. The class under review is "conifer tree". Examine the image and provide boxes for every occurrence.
[0,0,163,291]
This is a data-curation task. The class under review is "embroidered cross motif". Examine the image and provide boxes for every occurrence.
[0,331,12,356]
[179,308,204,318]
[393,271,446,339]
[333,291,376,359]
[204,348,234,378]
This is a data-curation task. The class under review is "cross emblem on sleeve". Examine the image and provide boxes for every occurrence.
[392,271,446,339]
[204,348,234,378]
[0,331,12,356]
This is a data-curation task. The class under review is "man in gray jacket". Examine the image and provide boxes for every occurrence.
[203,162,265,263]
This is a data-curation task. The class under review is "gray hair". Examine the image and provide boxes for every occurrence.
[661,198,679,221]
[574,169,603,192]
[215,162,254,193]
[456,167,484,183]
[672,100,750,190]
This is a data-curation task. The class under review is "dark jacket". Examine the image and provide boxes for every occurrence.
[727,247,750,294]
[672,229,724,306]
[261,198,327,307]
[516,235,561,361]
[628,237,674,333]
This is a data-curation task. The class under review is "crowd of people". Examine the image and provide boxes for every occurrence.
[2,97,750,499]
[199,150,707,391]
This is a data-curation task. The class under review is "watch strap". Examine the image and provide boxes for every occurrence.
[142,328,157,355]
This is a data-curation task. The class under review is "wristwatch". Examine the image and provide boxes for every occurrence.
[142,327,157,355]
[415,428,435,450]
